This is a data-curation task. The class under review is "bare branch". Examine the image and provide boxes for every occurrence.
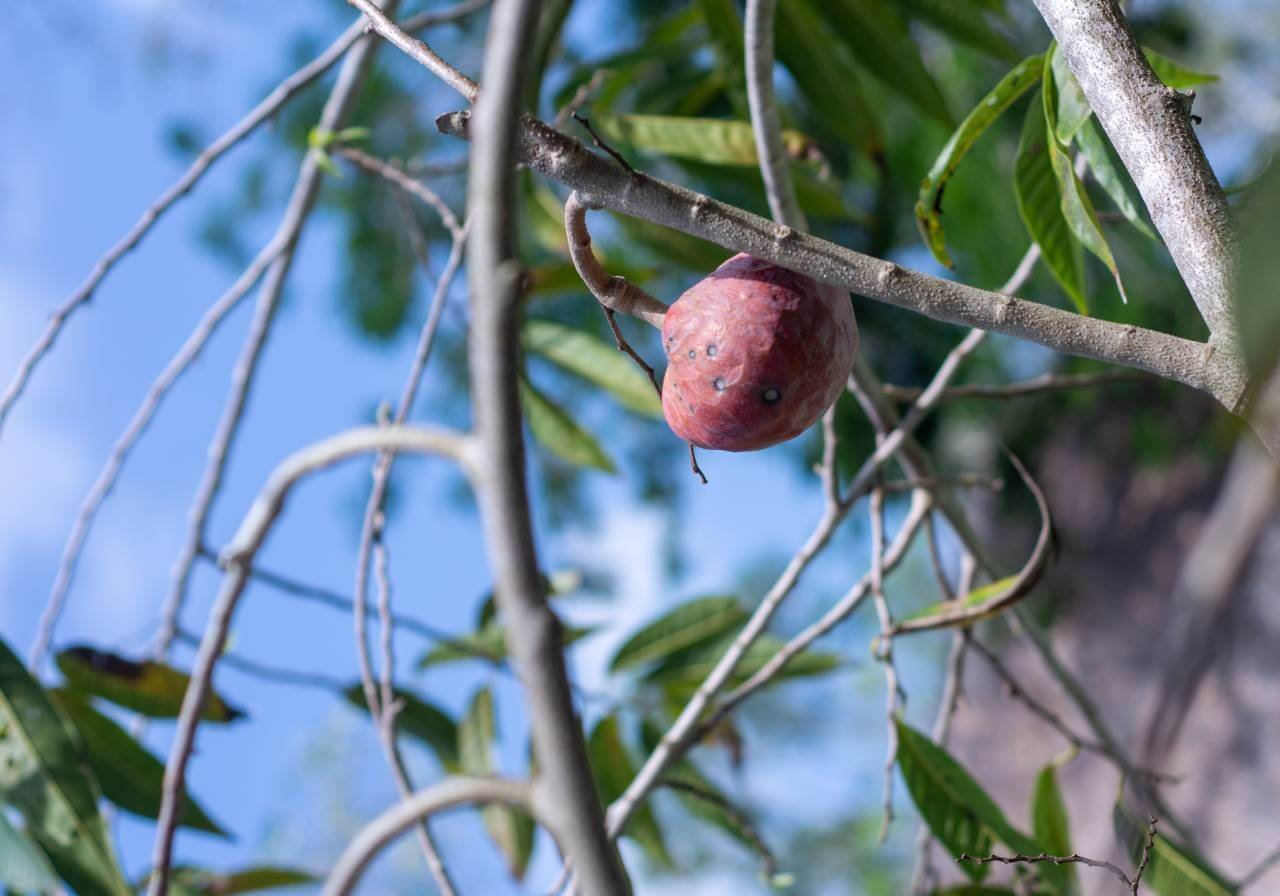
[744,0,804,228]
[0,0,489,442]
[1034,0,1236,344]
[345,0,480,101]
[320,777,542,896]
[174,630,348,692]
[29,237,285,669]
[336,146,464,236]
[435,111,1247,411]
[869,484,900,843]
[882,370,1149,403]
[563,192,668,327]
[147,424,468,896]
[464,0,626,891]
[151,13,394,666]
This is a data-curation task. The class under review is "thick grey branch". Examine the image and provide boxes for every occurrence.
[436,111,1245,411]
[1033,0,1237,346]
[464,1,628,893]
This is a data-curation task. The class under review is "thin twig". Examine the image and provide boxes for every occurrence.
[572,113,634,174]
[553,69,609,129]
[0,0,490,442]
[882,370,1148,403]
[744,0,804,227]
[174,630,348,692]
[958,817,1157,896]
[659,779,781,880]
[869,483,900,843]
[151,12,395,669]
[1239,840,1280,889]
[28,237,286,669]
[320,777,545,896]
[346,0,480,102]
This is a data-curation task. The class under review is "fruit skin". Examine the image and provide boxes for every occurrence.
[661,253,858,452]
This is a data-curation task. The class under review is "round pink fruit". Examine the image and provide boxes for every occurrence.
[661,253,858,452]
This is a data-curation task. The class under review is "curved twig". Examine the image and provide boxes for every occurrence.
[564,192,668,328]
[320,777,544,896]
[146,425,469,896]
[889,449,1054,636]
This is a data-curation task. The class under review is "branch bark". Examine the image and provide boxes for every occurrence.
[1033,0,1236,344]
[463,1,627,893]
[435,111,1247,413]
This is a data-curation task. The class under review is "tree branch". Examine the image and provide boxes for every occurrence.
[436,110,1247,412]
[463,0,627,892]
[744,0,804,227]
[146,425,468,896]
[319,777,543,896]
[882,370,1149,403]
[1033,0,1236,345]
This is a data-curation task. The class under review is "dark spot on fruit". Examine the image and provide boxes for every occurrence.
[687,349,697,359]
[707,344,718,357]
[763,388,781,404]
[713,377,726,392]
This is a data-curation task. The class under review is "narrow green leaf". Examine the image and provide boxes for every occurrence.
[776,0,882,156]
[643,632,840,699]
[597,114,814,168]
[168,866,316,895]
[1031,764,1077,894]
[0,812,59,895]
[915,54,1043,268]
[1050,45,1091,145]
[56,646,244,723]
[523,319,662,418]
[51,691,226,836]
[0,639,130,896]
[817,0,954,127]
[1141,47,1219,89]
[906,576,1019,623]
[519,377,616,472]
[341,684,459,771]
[1042,53,1127,305]
[1114,803,1236,896]
[1076,118,1158,240]
[1014,95,1087,312]
[896,721,1044,882]
[610,596,746,673]
[417,622,593,669]
[588,716,672,867]
[896,0,1018,60]
[458,689,535,879]
[476,569,580,629]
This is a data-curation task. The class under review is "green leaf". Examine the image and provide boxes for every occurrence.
[895,721,1044,882]
[816,0,953,127]
[0,811,59,895]
[417,622,593,669]
[1114,803,1236,896]
[1050,45,1091,145]
[1031,764,1077,894]
[475,569,580,629]
[523,319,662,418]
[341,684,459,771]
[0,639,130,896]
[458,689,535,879]
[1141,47,1219,89]
[915,54,1043,268]
[1075,118,1158,240]
[694,0,749,116]
[776,0,882,156]
[610,596,746,673]
[596,114,814,168]
[905,576,1019,623]
[50,690,226,837]
[1014,94,1087,313]
[168,866,316,895]
[56,646,245,723]
[896,0,1018,60]
[519,377,616,473]
[588,716,672,867]
[643,632,840,699]
[1042,53,1127,305]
